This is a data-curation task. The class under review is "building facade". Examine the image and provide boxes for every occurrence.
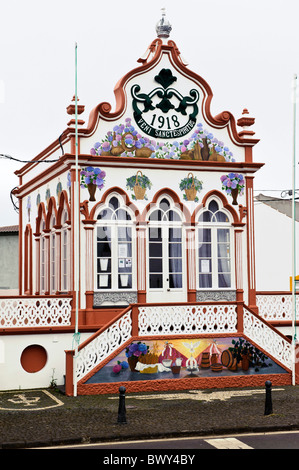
[1,13,297,395]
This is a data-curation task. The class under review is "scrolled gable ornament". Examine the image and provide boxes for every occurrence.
[131,68,199,140]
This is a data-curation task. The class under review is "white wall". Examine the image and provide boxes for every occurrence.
[0,332,91,391]
[254,201,299,291]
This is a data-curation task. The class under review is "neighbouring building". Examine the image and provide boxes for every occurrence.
[0,225,19,293]
[1,11,298,395]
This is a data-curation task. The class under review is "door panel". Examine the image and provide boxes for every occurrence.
[147,225,186,302]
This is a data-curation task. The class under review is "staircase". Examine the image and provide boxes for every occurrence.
[65,301,297,396]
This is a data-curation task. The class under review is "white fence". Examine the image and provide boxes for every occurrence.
[243,305,292,370]
[138,303,238,335]
[75,310,132,382]
[256,292,299,322]
[0,296,72,328]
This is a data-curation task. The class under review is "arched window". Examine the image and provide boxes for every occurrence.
[196,199,233,289]
[61,210,69,292]
[40,221,46,293]
[50,215,56,294]
[95,194,135,291]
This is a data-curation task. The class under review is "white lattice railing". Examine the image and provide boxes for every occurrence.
[69,301,292,392]
[0,296,72,328]
[243,306,292,370]
[256,292,299,322]
[73,303,238,385]
[75,309,132,382]
[138,303,238,335]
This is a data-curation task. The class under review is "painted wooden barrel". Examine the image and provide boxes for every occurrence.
[211,363,223,372]
[221,349,237,370]
[200,352,210,368]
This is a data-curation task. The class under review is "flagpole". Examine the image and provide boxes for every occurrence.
[292,73,297,385]
[73,42,80,397]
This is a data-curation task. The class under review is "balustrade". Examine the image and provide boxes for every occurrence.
[0,296,72,328]
[256,292,299,322]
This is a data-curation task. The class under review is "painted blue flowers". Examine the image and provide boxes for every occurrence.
[221,173,244,205]
[125,342,149,358]
[90,119,235,161]
[80,167,106,201]
[221,173,244,194]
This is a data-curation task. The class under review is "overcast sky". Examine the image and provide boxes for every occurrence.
[1,0,298,226]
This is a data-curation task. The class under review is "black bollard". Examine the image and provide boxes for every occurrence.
[117,386,127,424]
[264,380,273,415]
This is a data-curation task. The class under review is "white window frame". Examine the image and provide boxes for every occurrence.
[94,194,136,292]
[61,210,69,292]
[196,198,235,291]
[50,216,56,294]
[40,222,46,293]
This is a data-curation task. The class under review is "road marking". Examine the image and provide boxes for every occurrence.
[204,437,253,449]
[0,389,64,411]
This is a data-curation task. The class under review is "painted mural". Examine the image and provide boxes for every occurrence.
[86,337,287,385]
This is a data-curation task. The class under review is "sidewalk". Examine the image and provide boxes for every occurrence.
[1,384,299,449]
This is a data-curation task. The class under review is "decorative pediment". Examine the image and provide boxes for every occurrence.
[73,11,259,165]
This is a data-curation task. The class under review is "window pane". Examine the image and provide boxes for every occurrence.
[218,243,230,257]
[97,274,111,289]
[118,242,132,257]
[198,228,211,243]
[199,243,211,257]
[97,208,113,220]
[218,259,231,273]
[118,258,132,273]
[169,228,181,241]
[109,197,119,211]
[169,274,182,288]
[149,274,163,288]
[169,243,182,257]
[217,229,230,242]
[97,242,111,257]
[199,259,211,273]
[199,274,212,288]
[149,227,162,241]
[159,198,170,211]
[149,258,163,272]
[118,226,132,241]
[97,258,111,273]
[118,274,132,289]
[149,210,163,221]
[216,211,229,222]
[218,273,231,288]
[208,200,219,213]
[169,258,182,273]
[149,242,162,257]
[115,208,131,220]
[97,226,111,241]
[167,210,181,221]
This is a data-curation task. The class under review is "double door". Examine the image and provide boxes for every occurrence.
[147,225,187,302]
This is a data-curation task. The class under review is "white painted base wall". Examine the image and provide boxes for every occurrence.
[0,332,91,391]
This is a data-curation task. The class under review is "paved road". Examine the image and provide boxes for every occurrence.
[43,431,299,450]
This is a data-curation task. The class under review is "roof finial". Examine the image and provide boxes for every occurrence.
[156,8,172,38]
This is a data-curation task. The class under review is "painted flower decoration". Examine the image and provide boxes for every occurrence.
[80,166,106,189]
[220,173,244,195]
[125,342,149,358]
[89,120,235,161]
